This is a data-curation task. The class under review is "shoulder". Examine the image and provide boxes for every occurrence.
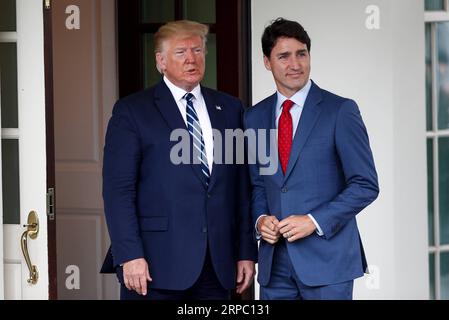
[111,85,161,118]
[317,85,359,115]
[244,93,276,121]
[201,86,244,110]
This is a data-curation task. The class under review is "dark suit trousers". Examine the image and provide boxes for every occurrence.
[120,248,230,300]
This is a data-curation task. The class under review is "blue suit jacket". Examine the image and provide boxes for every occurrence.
[244,81,379,286]
[102,81,257,290]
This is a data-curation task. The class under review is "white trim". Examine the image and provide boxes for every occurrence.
[426,130,449,137]
[0,60,4,299]
[0,32,18,42]
[1,129,20,139]
[430,245,449,252]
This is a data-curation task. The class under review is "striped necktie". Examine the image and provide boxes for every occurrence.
[184,92,210,185]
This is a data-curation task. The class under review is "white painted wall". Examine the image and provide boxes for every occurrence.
[251,0,428,299]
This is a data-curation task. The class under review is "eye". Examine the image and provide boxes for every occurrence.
[194,48,203,54]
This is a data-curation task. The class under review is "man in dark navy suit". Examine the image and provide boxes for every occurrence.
[102,20,256,300]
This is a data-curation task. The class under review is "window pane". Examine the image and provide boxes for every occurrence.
[426,23,433,131]
[0,42,18,128]
[184,0,216,23]
[141,0,174,23]
[436,22,449,130]
[2,139,20,224]
[439,137,449,244]
[143,33,162,89]
[428,139,435,246]
[441,252,449,299]
[425,0,445,11]
[0,0,16,31]
[430,253,435,300]
[202,33,216,90]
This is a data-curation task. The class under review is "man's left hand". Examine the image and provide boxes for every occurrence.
[278,215,316,242]
[236,260,255,294]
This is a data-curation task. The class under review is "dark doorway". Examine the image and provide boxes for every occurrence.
[116,0,252,107]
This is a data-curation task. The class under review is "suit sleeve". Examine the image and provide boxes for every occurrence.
[243,110,270,230]
[103,101,144,267]
[310,99,379,240]
[237,105,258,261]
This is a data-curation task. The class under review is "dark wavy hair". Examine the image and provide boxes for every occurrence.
[262,18,311,57]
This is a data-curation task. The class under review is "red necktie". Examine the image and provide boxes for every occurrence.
[278,99,294,174]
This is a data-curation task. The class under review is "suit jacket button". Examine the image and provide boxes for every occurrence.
[207,193,211,198]
[281,187,288,193]
[202,227,208,233]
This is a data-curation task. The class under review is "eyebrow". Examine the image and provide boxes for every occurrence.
[276,49,308,57]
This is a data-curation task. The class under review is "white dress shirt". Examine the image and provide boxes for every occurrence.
[163,76,214,173]
[255,79,324,237]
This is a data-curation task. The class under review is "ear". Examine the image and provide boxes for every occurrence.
[263,55,272,71]
[156,52,166,73]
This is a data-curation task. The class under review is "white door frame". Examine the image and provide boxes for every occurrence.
[1,0,48,300]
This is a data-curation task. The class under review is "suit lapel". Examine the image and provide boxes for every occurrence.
[260,94,284,187]
[202,86,226,191]
[154,81,187,131]
[284,81,323,181]
[154,81,208,189]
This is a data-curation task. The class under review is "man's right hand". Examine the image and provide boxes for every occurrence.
[258,216,281,244]
[123,258,152,295]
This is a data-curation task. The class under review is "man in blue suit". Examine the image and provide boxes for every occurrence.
[244,18,379,300]
[102,20,256,300]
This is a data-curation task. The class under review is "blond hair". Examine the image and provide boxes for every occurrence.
[154,20,209,54]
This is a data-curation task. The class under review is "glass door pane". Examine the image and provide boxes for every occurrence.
[428,139,435,246]
[439,137,449,244]
[0,43,18,128]
[1,139,20,224]
[184,0,216,23]
[436,22,449,130]
[141,0,174,23]
[425,0,446,11]
[0,0,16,31]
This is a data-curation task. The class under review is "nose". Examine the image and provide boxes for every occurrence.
[289,56,300,70]
[185,49,195,63]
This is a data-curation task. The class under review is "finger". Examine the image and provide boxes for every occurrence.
[146,268,153,282]
[237,266,244,283]
[140,275,148,296]
[278,219,290,229]
[261,232,280,241]
[279,225,292,234]
[287,230,301,242]
[124,277,131,291]
[133,275,142,295]
[127,277,135,291]
[261,225,280,236]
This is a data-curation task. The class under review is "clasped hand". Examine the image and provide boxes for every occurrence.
[257,215,316,244]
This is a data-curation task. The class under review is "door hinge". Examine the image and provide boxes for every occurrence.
[44,0,51,10]
[47,188,55,220]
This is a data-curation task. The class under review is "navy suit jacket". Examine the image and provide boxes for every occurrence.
[101,81,257,290]
[244,81,379,286]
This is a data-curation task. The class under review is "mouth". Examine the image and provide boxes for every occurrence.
[287,72,303,79]
[185,69,198,75]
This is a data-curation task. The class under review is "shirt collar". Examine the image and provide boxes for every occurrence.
[276,79,312,112]
[163,76,202,102]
